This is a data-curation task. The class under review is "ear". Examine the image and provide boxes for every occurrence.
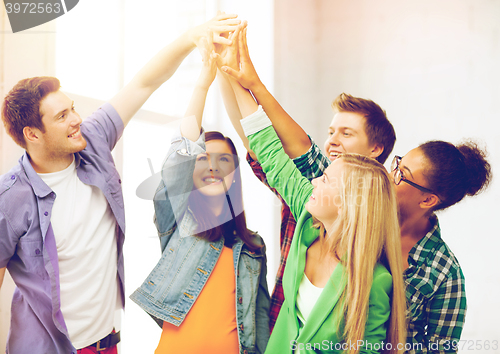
[368,144,384,160]
[419,194,440,211]
[23,126,40,144]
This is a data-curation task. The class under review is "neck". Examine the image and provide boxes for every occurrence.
[399,212,432,246]
[205,194,227,217]
[27,150,74,173]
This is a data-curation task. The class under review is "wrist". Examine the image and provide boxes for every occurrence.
[249,80,266,94]
[184,28,201,49]
[194,80,212,91]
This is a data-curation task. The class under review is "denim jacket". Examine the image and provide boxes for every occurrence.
[130,129,270,354]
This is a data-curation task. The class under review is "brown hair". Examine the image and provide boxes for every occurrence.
[332,93,396,164]
[2,77,60,148]
[189,131,260,250]
[420,140,492,212]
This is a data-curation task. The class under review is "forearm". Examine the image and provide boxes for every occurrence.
[245,120,313,220]
[134,33,194,92]
[230,79,259,119]
[181,84,210,141]
[251,83,311,159]
[109,32,195,127]
[218,71,257,159]
[155,131,206,250]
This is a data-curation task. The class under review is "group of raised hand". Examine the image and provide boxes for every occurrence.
[193,12,262,96]
[181,11,268,145]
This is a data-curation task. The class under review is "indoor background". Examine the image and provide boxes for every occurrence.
[1,0,499,353]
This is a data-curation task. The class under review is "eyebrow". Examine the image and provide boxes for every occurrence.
[52,101,74,120]
[401,164,414,179]
[329,126,357,133]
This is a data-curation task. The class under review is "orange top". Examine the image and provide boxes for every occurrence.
[155,246,239,354]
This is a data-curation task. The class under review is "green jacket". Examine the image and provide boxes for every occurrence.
[248,125,393,354]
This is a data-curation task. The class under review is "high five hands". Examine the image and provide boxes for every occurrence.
[218,22,263,91]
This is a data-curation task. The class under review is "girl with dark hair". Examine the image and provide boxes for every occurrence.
[391,140,491,352]
[130,32,270,354]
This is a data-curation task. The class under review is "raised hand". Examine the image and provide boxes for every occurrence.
[197,30,219,89]
[221,26,262,91]
[188,12,241,49]
[216,23,245,71]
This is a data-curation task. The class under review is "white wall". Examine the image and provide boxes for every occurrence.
[0,6,57,349]
[273,0,500,350]
[1,0,499,352]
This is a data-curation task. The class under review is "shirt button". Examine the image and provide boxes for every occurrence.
[35,249,41,255]
[239,324,244,332]
[238,297,243,304]
[118,179,122,184]
[44,212,48,216]
[10,175,15,180]
[179,148,187,154]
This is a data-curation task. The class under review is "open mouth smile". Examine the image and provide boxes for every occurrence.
[68,129,80,139]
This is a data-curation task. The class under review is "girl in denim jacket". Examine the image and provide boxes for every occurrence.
[130,31,270,354]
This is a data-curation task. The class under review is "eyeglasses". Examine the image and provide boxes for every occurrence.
[390,155,436,195]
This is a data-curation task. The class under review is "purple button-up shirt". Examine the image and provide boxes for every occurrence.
[0,103,125,354]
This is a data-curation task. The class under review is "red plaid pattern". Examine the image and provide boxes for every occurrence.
[247,153,297,333]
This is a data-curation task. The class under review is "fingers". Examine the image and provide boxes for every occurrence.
[213,36,232,46]
[221,66,240,80]
[214,13,238,21]
[242,27,250,55]
[238,29,247,59]
[205,29,215,52]
[211,24,241,34]
[230,24,242,44]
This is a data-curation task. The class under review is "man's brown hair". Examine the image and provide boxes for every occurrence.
[332,93,396,164]
[2,76,61,148]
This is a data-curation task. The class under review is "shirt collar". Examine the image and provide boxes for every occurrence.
[20,151,83,198]
[407,215,441,266]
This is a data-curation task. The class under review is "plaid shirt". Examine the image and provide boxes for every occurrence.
[266,144,467,352]
[246,138,330,332]
[404,215,466,354]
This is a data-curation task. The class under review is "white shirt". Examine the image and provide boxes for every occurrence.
[296,272,324,325]
[39,157,120,349]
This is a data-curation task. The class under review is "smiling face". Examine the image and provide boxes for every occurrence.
[192,139,236,197]
[323,112,380,162]
[35,90,87,162]
[306,158,344,226]
[392,148,435,222]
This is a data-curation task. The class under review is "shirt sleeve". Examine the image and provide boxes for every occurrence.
[243,110,313,221]
[293,137,330,180]
[0,210,18,268]
[153,128,206,251]
[246,153,287,204]
[81,103,125,153]
[425,270,466,354]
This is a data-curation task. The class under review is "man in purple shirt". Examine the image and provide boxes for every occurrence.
[0,14,240,354]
